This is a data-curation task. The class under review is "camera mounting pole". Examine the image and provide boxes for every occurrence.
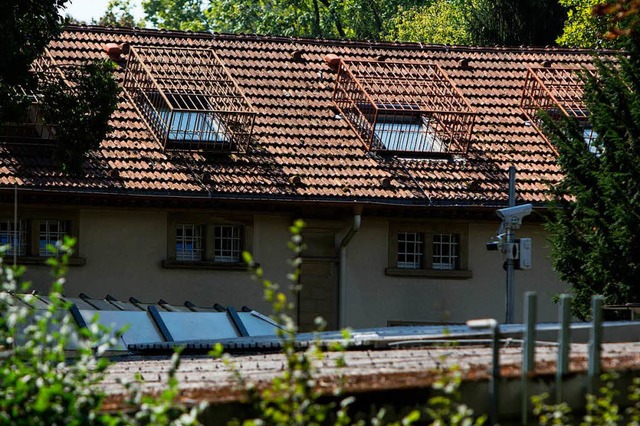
[506,167,516,323]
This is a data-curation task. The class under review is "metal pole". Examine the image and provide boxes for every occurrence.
[588,295,603,394]
[13,184,17,267]
[521,292,537,425]
[491,322,500,425]
[506,166,516,323]
[556,294,571,404]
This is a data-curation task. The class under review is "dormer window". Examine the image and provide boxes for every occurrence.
[521,66,598,154]
[332,59,476,156]
[124,46,256,152]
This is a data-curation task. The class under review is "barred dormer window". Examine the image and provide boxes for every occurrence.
[332,59,476,156]
[124,46,256,152]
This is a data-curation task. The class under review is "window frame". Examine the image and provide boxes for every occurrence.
[386,221,471,279]
[0,208,84,266]
[373,112,445,153]
[164,213,253,270]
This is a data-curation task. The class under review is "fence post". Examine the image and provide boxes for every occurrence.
[521,292,537,425]
[588,295,604,394]
[556,294,571,404]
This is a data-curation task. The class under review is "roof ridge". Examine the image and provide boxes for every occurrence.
[63,24,622,55]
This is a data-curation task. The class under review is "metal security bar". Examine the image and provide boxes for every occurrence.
[124,46,256,152]
[0,51,61,142]
[521,67,597,150]
[332,59,476,155]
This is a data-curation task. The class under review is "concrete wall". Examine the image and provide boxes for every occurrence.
[341,218,568,328]
[20,207,566,328]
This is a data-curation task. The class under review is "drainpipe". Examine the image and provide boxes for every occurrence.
[339,210,361,328]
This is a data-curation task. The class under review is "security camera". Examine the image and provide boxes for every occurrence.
[496,204,533,228]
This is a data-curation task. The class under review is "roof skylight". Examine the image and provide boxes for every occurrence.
[332,59,476,156]
[520,66,597,150]
[124,46,256,152]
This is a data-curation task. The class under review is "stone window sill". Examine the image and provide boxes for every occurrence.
[385,268,472,279]
[162,259,251,271]
[16,256,86,267]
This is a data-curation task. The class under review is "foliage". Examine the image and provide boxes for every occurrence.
[532,392,573,425]
[385,0,472,45]
[532,373,634,425]
[556,0,616,48]
[0,0,121,175]
[544,29,640,319]
[424,365,486,425]
[98,0,144,28]
[0,238,207,425]
[142,0,209,31]
[0,238,115,425]
[41,60,121,175]
[466,0,567,46]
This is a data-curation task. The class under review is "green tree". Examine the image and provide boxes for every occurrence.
[556,0,616,48]
[142,0,424,40]
[98,0,143,27]
[385,0,472,45]
[0,0,120,175]
[466,0,567,46]
[545,29,640,319]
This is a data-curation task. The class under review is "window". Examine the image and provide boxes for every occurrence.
[165,214,252,269]
[0,211,83,265]
[387,222,471,278]
[176,224,204,261]
[374,114,444,153]
[214,225,243,263]
[0,220,27,256]
[157,108,229,143]
[432,233,459,270]
[396,232,424,269]
[38,220,68,256]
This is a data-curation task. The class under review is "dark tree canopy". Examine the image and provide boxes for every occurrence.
[0,0,120,175]
[545,30,640,319]
[467,0,567,46]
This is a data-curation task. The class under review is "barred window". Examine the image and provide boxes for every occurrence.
[176,224,204,261]
[0,220,26,256]
[39,220,68,256]
[432,233,459,270]
[214,225,243,263]
[396,232,424,269]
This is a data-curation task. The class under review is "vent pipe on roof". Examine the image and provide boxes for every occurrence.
[542,60,553,68]
[104,43,128,62]
[324,54,342,70]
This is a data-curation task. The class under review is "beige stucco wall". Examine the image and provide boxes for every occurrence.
[24,209,292,314]
[341,218,568,328]
[20,207,566,329]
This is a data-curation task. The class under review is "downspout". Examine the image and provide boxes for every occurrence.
[339,211,361,328]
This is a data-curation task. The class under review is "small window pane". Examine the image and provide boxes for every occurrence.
[397,232,424,269]
[214,225,242,263]
[39,220,68,256]
[176,224,203,261]
[0,220,26,256]
[432,234,459,270]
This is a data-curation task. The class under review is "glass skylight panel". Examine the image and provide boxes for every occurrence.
[157,312,239,341]
[158,109,229,143]
[374,116,444,153]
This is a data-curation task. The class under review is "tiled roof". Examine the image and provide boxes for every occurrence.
[0,26,617,207]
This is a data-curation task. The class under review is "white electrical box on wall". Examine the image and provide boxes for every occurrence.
[519,238,532,270]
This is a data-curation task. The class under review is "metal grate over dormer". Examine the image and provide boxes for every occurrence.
[124,46,256,152]
[332,59,476,156]
[521,67,597,149]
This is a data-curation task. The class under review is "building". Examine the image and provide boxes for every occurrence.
[0,25,609,330]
